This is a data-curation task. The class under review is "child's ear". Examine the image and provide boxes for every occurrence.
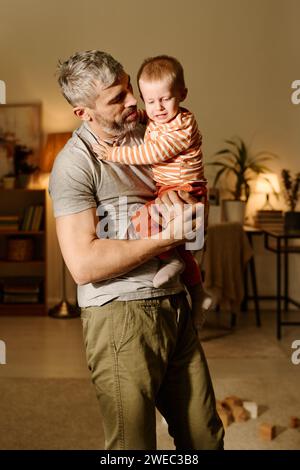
[181,88,188,102]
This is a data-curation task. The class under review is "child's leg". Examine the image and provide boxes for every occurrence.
[152,251,185,288]
[177,246,214,330]
[130,202,185,288]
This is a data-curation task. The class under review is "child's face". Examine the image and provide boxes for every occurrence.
[139,77,186,125]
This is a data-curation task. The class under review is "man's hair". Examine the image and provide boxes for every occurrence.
[57,50,124,108]
[137,55,186,94]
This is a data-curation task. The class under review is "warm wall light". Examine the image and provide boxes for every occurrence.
[255,173,280,210]
[40,132,72,173]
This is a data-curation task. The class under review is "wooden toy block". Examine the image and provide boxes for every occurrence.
[232,405,250,423]
[243,401,258,419]
[289,416,300,428]
[222,395,243,410]
[259,423,276,441]
[216,400,233,428]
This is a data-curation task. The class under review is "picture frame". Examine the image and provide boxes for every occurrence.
[0,103,42,180]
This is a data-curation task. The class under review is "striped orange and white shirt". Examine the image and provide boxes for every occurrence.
[106,108,206,187]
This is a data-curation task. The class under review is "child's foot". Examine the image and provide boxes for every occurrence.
[153,256,185,288]
[189,286,215,331]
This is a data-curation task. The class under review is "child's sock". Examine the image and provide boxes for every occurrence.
[153,255,185,288]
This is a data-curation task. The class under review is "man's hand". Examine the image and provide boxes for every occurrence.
[149,190,205,244]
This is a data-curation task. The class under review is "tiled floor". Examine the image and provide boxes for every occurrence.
[0,308,300,449]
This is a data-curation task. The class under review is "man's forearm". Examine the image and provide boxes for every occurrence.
[73,237,179,285]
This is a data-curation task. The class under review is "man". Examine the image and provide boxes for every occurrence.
[49,50,224,450]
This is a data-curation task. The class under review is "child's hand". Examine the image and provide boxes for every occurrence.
[92,141,112,160]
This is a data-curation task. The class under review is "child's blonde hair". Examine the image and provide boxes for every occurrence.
[137,55,186,94]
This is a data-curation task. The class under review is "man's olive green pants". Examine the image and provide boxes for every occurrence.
[81,292,224,450]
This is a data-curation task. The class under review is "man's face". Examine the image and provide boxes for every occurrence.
[88,73,138,139]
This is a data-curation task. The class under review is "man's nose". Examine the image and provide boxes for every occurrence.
[125,91,137,108]
[155,101,164,111]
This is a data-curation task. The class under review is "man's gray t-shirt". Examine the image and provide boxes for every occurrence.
[49,122,183,307]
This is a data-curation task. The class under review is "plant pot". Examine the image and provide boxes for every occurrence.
[221,199,246,224]
[2,176,16,189]
[284,211,300,232]
[17,174,30,189]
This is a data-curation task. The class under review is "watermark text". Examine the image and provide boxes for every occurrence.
[291,80,300,104]
[291,339,300,365]
[0,340,6,365]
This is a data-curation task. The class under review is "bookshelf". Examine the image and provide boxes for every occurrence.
[0,188,46,315]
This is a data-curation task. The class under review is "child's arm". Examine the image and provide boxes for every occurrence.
[93,119,195,165]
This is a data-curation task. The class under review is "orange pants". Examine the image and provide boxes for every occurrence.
[131,183,207,287]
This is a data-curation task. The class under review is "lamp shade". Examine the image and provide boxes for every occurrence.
[255,173,280,194]
[40,132,72,172]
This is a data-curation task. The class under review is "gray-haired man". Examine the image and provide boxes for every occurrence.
[49,50,224,450]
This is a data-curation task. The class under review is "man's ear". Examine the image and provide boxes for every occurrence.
[181,88,188,102]
[73,106,91,121]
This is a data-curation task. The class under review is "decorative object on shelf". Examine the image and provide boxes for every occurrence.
[281,169,300,232]
[2,173,16,189]
[7,237,34,262]
[255,172,280,210]
[41,132,72,173]
[48,258,80,319]
[14,144,39,188]
[208,137,277,202]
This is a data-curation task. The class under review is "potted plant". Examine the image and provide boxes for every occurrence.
[207,137,276,223]
[281,169,300,232]
[13,144,38,188]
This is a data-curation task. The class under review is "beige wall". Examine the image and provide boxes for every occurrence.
[1,0,300,306]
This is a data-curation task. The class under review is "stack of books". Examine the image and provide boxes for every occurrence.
[1,279,41,304]
[253,210,284,230]
[21,205,44,231]
[0,215,19,231]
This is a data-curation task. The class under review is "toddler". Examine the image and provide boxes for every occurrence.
[93,55,212,329]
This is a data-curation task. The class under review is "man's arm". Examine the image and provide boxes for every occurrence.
[56,191,202,285]
[56,207,178,285]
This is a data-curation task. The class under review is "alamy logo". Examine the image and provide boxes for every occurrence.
[0,340,6,365]
[96,196,204,250]
[291,80,300,104]
[291,339,300,365]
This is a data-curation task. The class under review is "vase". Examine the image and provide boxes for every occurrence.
[17,174,30,188]
[284,211,300,232]
[221,199,246,224]
[2,175,16,189]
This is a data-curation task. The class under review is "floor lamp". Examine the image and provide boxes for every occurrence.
[48,256,80,319]
[41,132,80,319]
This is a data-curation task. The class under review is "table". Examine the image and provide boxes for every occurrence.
[242,225,262,327]
[263,229,300,339]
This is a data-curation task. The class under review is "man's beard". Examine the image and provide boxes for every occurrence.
[95,107,137,138]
